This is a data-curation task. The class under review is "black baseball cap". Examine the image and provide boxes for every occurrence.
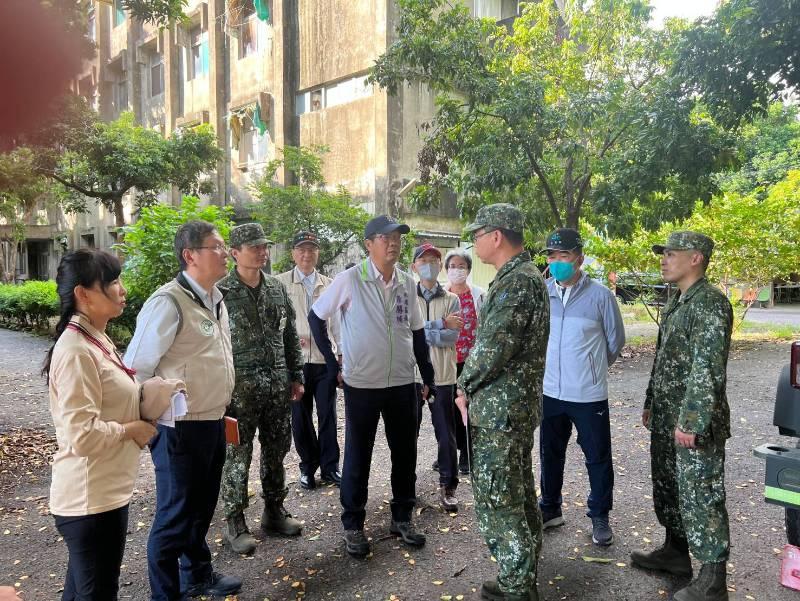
[364,215,410,239]
[545,228,583,251]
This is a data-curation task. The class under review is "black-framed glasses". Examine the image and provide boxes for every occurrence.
[470,228,497,243]
[192,244,228,253]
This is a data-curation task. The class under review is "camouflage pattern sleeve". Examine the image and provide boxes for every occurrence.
[677,297,732,434]
[282,285,305,384]
[459,276,535,396]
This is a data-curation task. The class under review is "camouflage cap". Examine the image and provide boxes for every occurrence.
[652,231,714,258]
[230,223,272,247]
[464,203,524,235]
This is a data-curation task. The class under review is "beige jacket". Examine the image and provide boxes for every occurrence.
[276,268,341,364]
[49,315,141,516]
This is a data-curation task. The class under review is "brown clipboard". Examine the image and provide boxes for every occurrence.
[224,416,240,445]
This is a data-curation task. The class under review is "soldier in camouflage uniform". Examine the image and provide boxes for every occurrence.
[217,223,305,555]
[455,204,550,601]
[631,231,732,601]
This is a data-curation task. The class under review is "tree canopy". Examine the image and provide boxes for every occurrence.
[674,0,800,128]
[32,97,222,228]
[370,0,733,238]
[120,0,189,27]
[248,146,371,273]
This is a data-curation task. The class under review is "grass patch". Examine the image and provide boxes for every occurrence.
[625,334,657,347]
[618,301,660,324]
[735,320,800,341]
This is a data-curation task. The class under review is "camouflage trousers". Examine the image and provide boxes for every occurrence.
[471,425,542,595]
[651,431,730,563]
[221,371,291,520]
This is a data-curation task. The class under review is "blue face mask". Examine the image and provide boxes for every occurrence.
[549,260,576,282]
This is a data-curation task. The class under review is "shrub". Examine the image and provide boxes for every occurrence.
[0,280,58,328]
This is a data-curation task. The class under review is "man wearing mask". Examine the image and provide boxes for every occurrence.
[308,215,435,559]
[412,243,463,512]
[538,228,625,547]
[217,223,305,555]
[277,231,342,490]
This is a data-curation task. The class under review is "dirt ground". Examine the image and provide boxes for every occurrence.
[0,327,797,601]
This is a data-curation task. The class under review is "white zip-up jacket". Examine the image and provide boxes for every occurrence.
[544,273,625,403]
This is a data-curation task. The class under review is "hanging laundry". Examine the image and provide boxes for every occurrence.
[229,112,243,150]
[254,0,270,21]
[253,101,267,135]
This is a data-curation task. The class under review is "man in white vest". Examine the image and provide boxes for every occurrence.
[308,215,436,559]
[125,220,241,601]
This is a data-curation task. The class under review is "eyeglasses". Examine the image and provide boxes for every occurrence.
[192,244,228,253]
[373,233,403,244]
[470,228,497,243]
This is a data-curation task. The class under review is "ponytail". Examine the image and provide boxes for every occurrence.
[42,249,122,383]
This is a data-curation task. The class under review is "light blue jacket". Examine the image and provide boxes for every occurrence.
[544,273,625,402]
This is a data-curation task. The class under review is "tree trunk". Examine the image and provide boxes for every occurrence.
[113,196,126,228]
[0,239,18,283]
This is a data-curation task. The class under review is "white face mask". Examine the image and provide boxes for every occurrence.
[447,267,468,285]
[417,263,441,281]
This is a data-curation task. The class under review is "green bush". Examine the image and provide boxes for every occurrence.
[0,280,59,328]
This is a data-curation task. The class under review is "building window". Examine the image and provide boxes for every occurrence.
[150,53,164,97]
[239,1,258,58]
[114,75,128,112]
[189,27,209,79]
[113,0,126,27]
[296,76,372,115]
[80,234,95,249]
[474,0,519,20]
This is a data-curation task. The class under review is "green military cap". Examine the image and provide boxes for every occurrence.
[464,203,524,235]
[230,223,273,247]
[652,230,714,258]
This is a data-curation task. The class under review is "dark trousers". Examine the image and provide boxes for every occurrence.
[454,362,472,463]
[539,395,614,518]
[292,363,340,475]
[340,383,418,530]
[416,383,459,488]
[54,505,129,601]
[148,420,226,601]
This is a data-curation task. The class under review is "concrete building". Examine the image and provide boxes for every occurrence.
[2,0,519,282]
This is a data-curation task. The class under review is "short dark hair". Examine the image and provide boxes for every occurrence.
[499,228,524,246]
[175,220,217,269]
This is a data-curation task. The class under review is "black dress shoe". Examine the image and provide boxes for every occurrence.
[299,472,316,490]
[320,470,342,486]
[185,571,242,597]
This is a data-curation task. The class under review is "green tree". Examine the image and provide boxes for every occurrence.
[675,0,800,128]
[116,195,234,329]
[120,0,188,26]
[0,148,57,283]
[713,102,800,199]
[369,0,732,238]
[249,146,371,272]
[35,98,223,229]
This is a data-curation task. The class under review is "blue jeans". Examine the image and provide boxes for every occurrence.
[148,420,226,601]
[539,395,614,518]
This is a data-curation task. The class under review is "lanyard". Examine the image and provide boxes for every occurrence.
[66,322,137,381]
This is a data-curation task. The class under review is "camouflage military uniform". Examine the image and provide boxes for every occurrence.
[217,236,304,521]
[645,264,733,563]
[458,205,550,597]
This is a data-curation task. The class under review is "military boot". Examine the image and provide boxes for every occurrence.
[480,579,539,601]
[223,513,257,555]
[262,502,303,537]
[673,562,728,601]
[630,531,692,577]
